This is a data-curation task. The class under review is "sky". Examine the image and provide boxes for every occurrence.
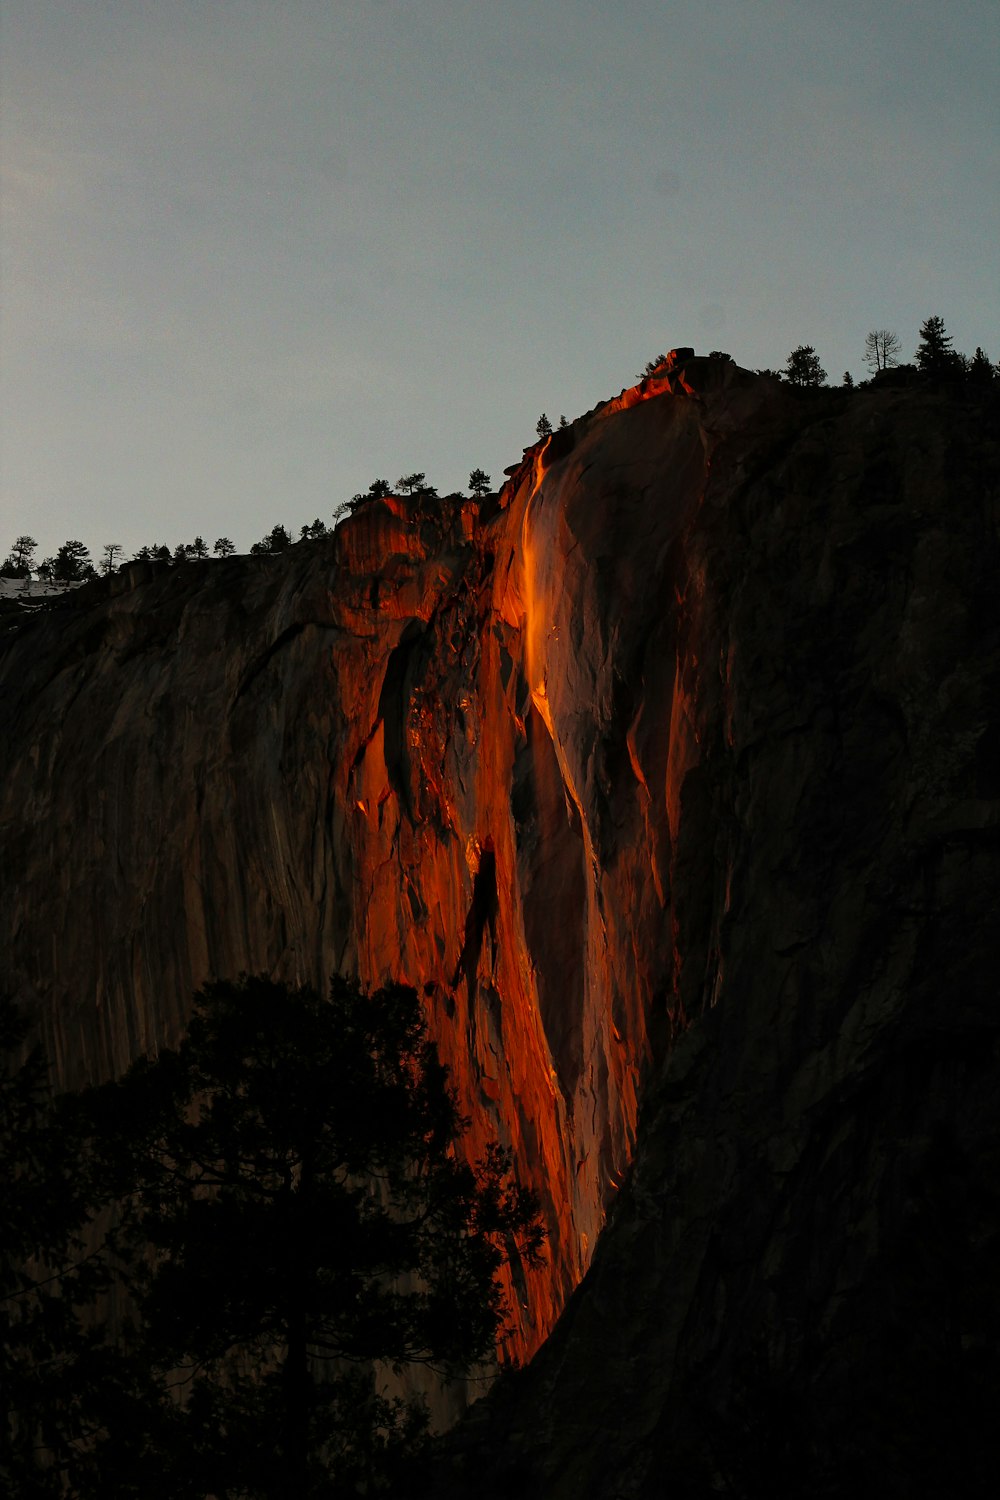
[1,0,997,565]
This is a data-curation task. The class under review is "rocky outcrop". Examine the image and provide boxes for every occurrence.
[3,362,999,1480]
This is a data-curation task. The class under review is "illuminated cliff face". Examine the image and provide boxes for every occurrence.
[6,362,999,1465]
[0,357,778,1362]
[299,363,730,1357]
[431,373,1000,1495]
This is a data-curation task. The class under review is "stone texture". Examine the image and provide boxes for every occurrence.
[1,367,726,1364]
[434,375,1000,1495]
[3,365,999,1479]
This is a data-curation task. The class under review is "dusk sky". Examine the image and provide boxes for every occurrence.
[2,0,997,564]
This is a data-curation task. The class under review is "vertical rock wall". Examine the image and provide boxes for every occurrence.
[1,364,732,1362]
[7,361,993,1444]
[436,375,1000,1494]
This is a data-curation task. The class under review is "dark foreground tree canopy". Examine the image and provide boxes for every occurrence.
[0,997,115,1498]
[1,978,543,1498]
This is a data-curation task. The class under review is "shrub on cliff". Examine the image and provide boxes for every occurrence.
[71,975,544,1497]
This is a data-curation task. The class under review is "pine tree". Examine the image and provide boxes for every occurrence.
[251,525,292,555]
[783,346,827,387]
[1,536,37,578]
[967,347,996,387]
[54,541,96,582]
[915,315,962,377]
[397,473,427,495]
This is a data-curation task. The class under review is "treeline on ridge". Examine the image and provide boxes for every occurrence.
[5,313,996,587]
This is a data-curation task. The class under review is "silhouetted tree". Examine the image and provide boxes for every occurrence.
[213,537,236,557]
[864,329,902,373]
[558,415,568,428]
[842,371,854,388]
[100,543,123,575]
[1,535,37,577]
[535,414,553,438]
[397,473,427,495]
[53,541,96,582]
[967,347,997,387]
[468,469,492,498]
[783,346,827,387]
[251,525,292,555]
[708,351,734,362]
[299,519,328,540]
[77,975,543,1497]
[188,536,208,560]
[915,315,963,377]
[342,480,395,519]
[639,355,668,378]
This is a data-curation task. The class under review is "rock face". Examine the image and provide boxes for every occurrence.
[3,363,999,1480]
[434,373,1000,1494]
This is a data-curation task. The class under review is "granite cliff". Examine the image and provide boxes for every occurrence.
[3,360,999,1488]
